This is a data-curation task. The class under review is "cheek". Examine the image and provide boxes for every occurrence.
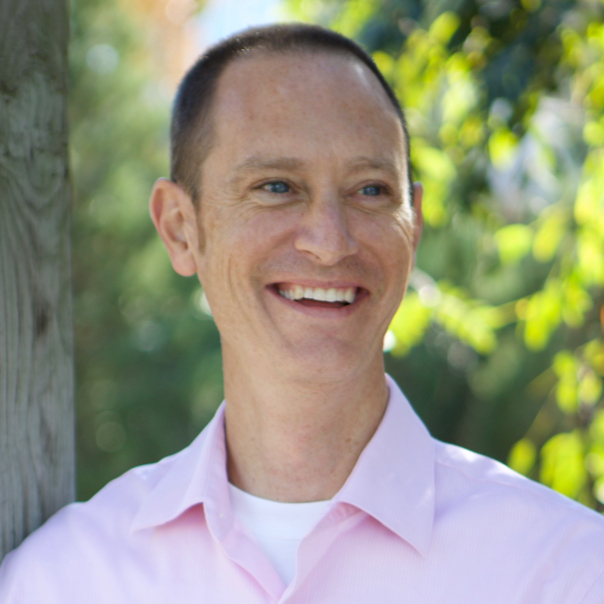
[352,212,415,263]
[198,207,297,288]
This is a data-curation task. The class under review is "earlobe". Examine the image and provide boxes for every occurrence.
[411,182,423,252]
[149,178,199,277]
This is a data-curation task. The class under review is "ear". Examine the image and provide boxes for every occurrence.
[149,178,199,277]
[411,182,423,252]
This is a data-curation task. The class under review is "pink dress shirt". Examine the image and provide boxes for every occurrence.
[1,376,604,603]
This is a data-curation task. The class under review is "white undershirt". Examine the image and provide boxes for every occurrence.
[228,484,332,585]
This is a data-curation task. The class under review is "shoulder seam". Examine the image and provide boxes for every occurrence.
[434,442,604,526]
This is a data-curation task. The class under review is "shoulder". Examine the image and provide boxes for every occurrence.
[40,448,180,539]
[0,450,183,601]
[434,438,604,525]
[432,439,604,601]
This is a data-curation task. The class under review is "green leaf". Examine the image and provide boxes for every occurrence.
[508,438,537,476]
[488,129,518,170]
[389,291,433,356]
[578,369,602,405]
[540,431,587,498]
[532,209,568,263]
[494,224,533,265]
[372,51,394,82]
[429,12,460,46]
[433,288,498,354]
[523,282,562,351]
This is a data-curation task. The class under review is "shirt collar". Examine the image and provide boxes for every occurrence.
[131,375,435,554]
[130,403,231,536]
[334,375,435,555]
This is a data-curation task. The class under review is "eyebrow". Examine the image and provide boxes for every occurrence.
[228,156,306,187]
[228,154,402,188]
[346,156,401,176]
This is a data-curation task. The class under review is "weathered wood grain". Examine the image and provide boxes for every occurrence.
[0,0,75,560]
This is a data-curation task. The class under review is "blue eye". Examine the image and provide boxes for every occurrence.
[360,185,382,196]
[263,181,290,194]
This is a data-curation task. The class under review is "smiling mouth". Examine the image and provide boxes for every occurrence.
[275,284,358,308]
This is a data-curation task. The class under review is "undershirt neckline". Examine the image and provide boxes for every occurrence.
[228,483,332,584]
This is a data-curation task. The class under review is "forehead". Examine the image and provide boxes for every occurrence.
[207,51,406,167]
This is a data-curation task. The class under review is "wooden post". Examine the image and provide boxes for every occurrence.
[0,0,75,560]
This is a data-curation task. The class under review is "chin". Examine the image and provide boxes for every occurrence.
[281,341,378,382]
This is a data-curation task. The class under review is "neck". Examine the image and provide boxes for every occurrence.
[223,348,388,502]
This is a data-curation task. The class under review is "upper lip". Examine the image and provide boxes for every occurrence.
[270,279,365,290]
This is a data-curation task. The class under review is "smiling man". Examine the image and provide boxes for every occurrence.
[1,23,604,604]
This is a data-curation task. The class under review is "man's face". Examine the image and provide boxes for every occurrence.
[187,51,420,380]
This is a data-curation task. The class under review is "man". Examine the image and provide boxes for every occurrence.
[1,23,604,603]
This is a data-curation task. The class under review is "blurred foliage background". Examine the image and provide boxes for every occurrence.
[71,0,604,512]
[70,0,223,498]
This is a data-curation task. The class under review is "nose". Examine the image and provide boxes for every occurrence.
[294,194,359,266]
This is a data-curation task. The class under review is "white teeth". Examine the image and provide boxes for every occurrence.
[278,285,358,304]
[314,288,327,301]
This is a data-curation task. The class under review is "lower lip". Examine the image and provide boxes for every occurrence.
[267,285,366,317]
